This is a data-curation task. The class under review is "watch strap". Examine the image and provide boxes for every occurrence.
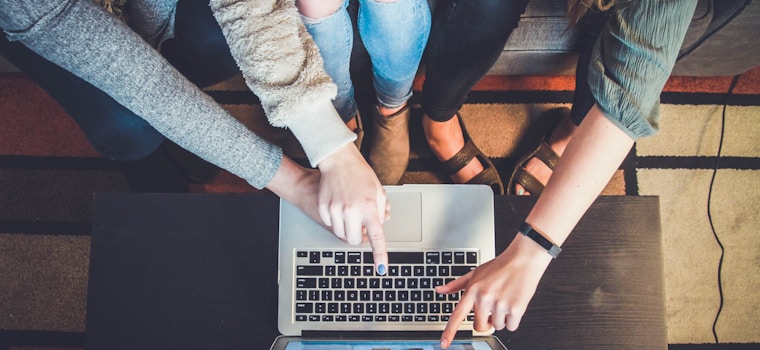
[518,222,561,259]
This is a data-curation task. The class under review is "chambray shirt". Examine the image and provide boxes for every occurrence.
[588,0,698,140]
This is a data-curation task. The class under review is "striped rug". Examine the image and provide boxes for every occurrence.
[1,66,759,349]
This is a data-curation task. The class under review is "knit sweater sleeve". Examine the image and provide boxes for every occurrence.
[0,0,282,189]
[587,0,698,140]
[209,0,355,167]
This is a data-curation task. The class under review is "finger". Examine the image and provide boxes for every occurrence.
[329,205,346,240]
[441,295,473,349]
[434,272,472,295]
[344,208,363,246]
[376,189,388,224]
[318,201,332,228]
[506,310,524,332]
[491,303,508,331]
[473,299,492,333]
[364,218,388,276]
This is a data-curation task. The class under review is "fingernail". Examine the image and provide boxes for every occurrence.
[516,188,525,196]
[440,339,447,348]
[377,264,386,276]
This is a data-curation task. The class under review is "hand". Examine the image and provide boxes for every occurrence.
[316,143,390,275]
[435,234,553,348]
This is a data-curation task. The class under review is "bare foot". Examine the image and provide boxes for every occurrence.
[422,113,484,184]
[514,112,577,195]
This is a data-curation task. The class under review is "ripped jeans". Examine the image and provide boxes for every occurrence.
[301,0,431,122]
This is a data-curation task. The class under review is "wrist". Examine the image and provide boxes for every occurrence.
[517,222,562,259]
[507,233,555,267]
[316,143,361,173]
[266,156,313,199]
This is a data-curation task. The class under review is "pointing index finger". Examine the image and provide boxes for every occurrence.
[441,294,473,348]
[364,218,388,275]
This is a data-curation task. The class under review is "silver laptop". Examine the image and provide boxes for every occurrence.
[274,184,505,349]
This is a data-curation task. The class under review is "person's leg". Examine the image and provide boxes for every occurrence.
[161,0,243,89]
[512,10,609,195]
[0,35,165,161]
[0,35,193,192]
[421,0,528,187]
[358,0,431,184]
[358,0,430,113]
[297,0,358,124]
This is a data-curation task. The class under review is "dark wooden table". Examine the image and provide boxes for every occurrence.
[86,193,666,350]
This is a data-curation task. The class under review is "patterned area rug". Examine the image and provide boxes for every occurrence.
[1,66,759,349]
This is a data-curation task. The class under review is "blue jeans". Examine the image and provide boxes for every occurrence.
[422,0,530,122]
[0,0,237,161]
[302,0,431,122]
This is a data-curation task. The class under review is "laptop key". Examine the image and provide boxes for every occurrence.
[296,278,316,288]
[347,252,361,263]
[388,252,424,264]
[315,303,325,314]
[451,265,475,276]
[295,303,312,313]
[296,266,323,276]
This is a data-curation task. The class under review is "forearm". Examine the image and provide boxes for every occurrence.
[525,105,634,247]
[209,0,355,167]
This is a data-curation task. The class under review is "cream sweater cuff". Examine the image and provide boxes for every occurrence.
[286,99,357,167]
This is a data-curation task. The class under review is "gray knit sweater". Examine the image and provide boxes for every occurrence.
[0,0,355,189]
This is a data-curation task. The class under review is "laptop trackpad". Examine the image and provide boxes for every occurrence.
[383,192,422,242]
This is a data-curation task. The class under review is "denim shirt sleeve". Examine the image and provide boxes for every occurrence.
[587,0,698,140]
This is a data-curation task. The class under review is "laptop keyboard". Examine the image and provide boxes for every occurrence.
[294,250,477,323]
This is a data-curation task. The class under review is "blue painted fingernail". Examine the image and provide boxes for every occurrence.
[377,264,386,276]
[517,188,525,196]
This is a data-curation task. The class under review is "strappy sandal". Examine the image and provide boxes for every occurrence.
[506,108,567,195]
[438,113,505,195]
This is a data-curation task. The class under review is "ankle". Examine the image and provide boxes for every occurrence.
[422,114,459,145]
[377,102,407,118]
[546,114,577,156]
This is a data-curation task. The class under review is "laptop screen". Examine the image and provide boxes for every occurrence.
[281,339,496,349]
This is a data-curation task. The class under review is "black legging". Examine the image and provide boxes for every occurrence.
[421,0,530,122]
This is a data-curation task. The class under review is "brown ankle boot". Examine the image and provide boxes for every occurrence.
[368,105,411,185]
